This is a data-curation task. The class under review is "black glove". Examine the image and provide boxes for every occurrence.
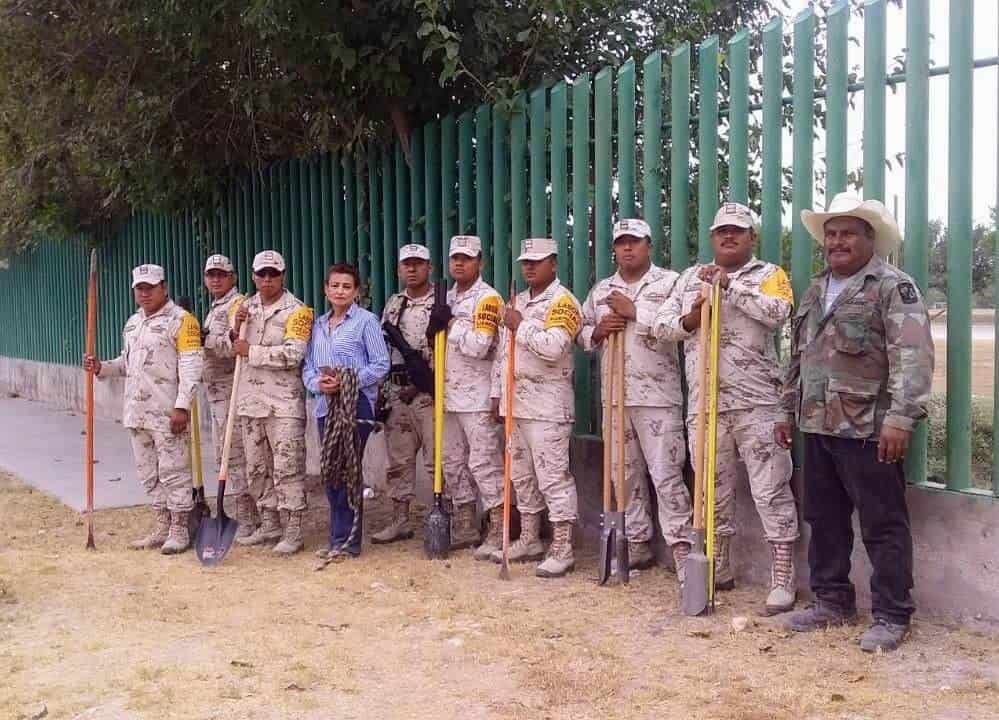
[382,321,407,351]
[426,303,453,341]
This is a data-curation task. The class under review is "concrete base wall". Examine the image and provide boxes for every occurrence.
[3,356,997,622]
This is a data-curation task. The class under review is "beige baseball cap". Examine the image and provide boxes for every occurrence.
[252,250,285,273]
[131,264,165,288]
[516,238,557,262]
[612,218,652,242]
[710,202,757,231]
[204,254,234,273]
[449,235,482,257]
[399,244,431,262]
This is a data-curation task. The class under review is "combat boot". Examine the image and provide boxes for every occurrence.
[536,521,575,578]
[236,507,282,546]
[787,601,858,632]
[474,506,504,561]
[672,541,691,588]
[160,511,191,554]
[628,540,656,570]
[371,499,414,544]
[859,619,909,653]
[273,510,304,555]
[764,541,797,615]
[490,511,544,563]
[129,507,171,550]
[233,493,259,542]
[714,534,735,591]
[450,502,480,550]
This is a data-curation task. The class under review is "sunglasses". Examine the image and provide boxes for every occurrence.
[254,268,282,278]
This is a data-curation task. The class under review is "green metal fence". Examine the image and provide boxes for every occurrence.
[1,0,997,498]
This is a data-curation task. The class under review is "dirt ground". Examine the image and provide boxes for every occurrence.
[2,470,998,720]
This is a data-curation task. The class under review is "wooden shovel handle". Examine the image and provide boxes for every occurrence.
[218,324,247,480]
[85,249,98,547]
[614,330,626,512]
[692,287,711,531]
[602,332,615,513]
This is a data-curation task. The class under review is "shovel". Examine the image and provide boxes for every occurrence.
[187,396,211,536]
[499,283,517,580]
[598,331,629,584]
[195,325,244,566]
[84,249,98,550]
[681,280,720,616]
[424,281,451,559]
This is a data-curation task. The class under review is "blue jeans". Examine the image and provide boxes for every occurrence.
[318,394,374,556]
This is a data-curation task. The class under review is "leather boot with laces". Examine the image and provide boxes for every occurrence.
[233,494,259,542]
[628,540,656,570]
[160,511,191,554]
[764,541,797,615]
[129,507,171,550]
[474,506,504,561]
[273,510,304,554]
[450,502,480,550]
[714,534,735,590]
[536,521,575,578]
[859,618,909,653]
[236,508,282,546]
[490,511,544,563]
[787,601,858,632]
[371,499,414,544]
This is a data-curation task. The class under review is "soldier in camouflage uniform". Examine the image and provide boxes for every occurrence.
[231,250,314,555]
[578,218,689,577]
[431,235,505,557]
[84,264,204,554]
[653,202,799,613]
[780,193,934,653]
[200,254,256,541]
[489,238,583,578]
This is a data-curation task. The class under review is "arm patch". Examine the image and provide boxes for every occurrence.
[285,305,314,341]
[544,295,581,337]
[176,312,202,352]
[474,294,502,335]
[897,282,918,305]
[760,267,794,304]
[227,296,245,325]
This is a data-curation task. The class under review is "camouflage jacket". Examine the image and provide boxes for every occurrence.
[782,255,933,438]
[99,300,204,432]
[201,287,245,404]
[491,278,582,423]
[381,285,435,402]
[232,290,313,419]
[445,276,503,413]
[578,265,683,409]
[652,258,793,417]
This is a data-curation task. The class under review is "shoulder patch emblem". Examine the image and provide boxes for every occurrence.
[473,294,502,335]
[897,282,918,305]
[176,312,202,352]
[544,294,581,337]
[285,305,314,341]
[760,267,794,304]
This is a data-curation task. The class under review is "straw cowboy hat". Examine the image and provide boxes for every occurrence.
[801,192,902,257]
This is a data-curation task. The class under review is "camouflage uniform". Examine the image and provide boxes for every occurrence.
[99,299,203,513]
[653,259,799,547]
[578,265,690,549]
[234,290,313,514]
[202,286,246,493]
[783,253,933,625]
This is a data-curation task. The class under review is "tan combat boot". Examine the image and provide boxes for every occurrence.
[371,499,414,544]
[490,511,544,563]
[714,534,735,590]
[160,511,191,554]
[233,494,259,542]
[273,510,304,555]
[672,541,691,588]
[129,507,171,550]
[474,506,504,561]
[536,521,575,578]
[450,502,480,551]
[628,540,656,570]
[236,507,282,546]
[764,541,797,615]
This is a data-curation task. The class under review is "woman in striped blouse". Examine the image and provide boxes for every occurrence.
[303,263,390,560]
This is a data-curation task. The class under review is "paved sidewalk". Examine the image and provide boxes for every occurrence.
[0,396,219,510]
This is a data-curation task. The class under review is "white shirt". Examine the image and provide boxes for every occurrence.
[825,271,860,314]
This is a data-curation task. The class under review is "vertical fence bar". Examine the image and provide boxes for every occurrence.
[995,5,999,498]
[475,105,493,284]
[382,145,396,305]
[424,121,442,270]
[332,152,346,263]
[572,72,592,433]
[863,0,886,201]
[410,129,425,248]
[594,67,613,279]
[280,162,293,276]
[310,158,323,311]
[441,114,458,256]
[670,44,691,271]
[826,1,849,198]
[511,94,528,286]
[491,105,510,294]
[791,10,815,303]
[761,19,783,266]
[643,51,664,265]
[945,0,973,491]
[903,0,930,486]
[344,155,357,265]
[617,59,637,219]
[289,160,303,297]
[551,81,569,285]
[395,142,409,255]
[356,153,370,297]
[458,111,474,235]
[697,36,719,263]
[320,153,333,277]
[727,29,750,205]
[369,145,384,313]
[300,160,314,304]
[530,87,547,237]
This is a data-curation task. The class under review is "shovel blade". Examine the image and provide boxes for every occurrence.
[614,528,630,585]
[597,524,614,585]
[680,529,711,616]
[423,497,451,559]
[195,514,239,567]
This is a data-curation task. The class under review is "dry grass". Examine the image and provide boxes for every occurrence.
[1,470,998,720]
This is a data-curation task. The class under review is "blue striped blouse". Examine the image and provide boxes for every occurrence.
[302,305,390,418]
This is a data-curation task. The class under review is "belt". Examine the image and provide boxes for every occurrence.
[390,369,410,386]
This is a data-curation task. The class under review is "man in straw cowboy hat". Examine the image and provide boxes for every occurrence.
[778,192,934,652]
